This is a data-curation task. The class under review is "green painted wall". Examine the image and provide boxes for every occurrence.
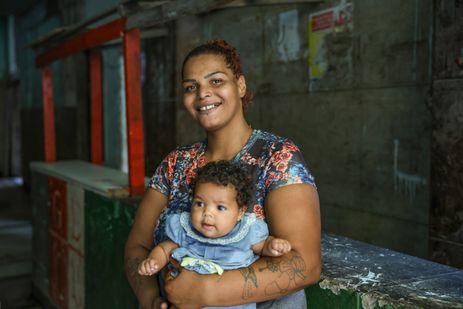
[85,191,138,309]
[306,285,403,309]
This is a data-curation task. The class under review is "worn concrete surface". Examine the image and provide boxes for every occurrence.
[310,234,463,309]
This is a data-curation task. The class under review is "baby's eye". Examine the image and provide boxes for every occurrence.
[217,205,227,211]
[195,201,204,208]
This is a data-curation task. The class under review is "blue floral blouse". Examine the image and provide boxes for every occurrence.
[149,129,315,244]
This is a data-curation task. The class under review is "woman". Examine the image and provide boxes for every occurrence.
[125,39,321,309]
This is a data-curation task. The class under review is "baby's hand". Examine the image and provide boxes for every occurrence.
[266,238,291,256]
[138,258,161,276]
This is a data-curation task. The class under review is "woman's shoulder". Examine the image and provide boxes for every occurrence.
[165,140,206,159]
[254,130,301,153]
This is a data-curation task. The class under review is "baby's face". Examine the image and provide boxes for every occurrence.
[190,182,245,238]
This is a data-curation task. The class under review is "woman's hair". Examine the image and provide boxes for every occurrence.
[193,160,254,209]
[182,39,253,109]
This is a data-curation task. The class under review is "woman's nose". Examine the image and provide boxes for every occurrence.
[198,85,211,99]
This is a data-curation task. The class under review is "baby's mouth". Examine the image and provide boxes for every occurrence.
[201,222,215,231]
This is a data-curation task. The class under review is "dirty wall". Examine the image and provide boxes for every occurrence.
[430,0,463,268]
[175,0,433,258]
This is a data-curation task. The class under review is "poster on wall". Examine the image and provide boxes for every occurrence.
[308,2,353,91]
[278,9,300,62]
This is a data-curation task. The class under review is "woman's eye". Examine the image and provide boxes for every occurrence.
[211,79,222,85]
[184,84,196,92]
[217,205,227,211]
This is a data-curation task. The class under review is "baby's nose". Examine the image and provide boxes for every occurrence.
[203,208,213,217]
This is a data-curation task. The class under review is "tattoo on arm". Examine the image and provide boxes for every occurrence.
[125,256,143,292]
[239,267,258,300]
[259,255,307,296]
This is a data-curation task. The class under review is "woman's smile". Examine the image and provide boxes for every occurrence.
[197,102,222,113]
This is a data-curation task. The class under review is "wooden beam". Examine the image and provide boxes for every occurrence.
[36,18,126,68]
[220,0,323,8]
[90,49,104,165]
[41,67,56,162]
[123,28,145,196]
[124,0,235,29]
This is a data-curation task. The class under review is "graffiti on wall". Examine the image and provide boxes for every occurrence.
[393,139,427,203]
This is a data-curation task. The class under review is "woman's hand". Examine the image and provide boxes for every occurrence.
[163,260,206,309]
[139,294,168,309]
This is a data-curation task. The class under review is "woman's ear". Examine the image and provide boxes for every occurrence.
[238,75,247,98]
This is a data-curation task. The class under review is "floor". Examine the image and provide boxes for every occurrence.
[0,178,42,308]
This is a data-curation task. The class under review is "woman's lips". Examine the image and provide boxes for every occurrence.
[197,102,221,112]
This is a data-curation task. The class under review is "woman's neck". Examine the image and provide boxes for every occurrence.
[205,120,253,162]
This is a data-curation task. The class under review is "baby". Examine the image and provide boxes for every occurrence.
[138,160,291,308]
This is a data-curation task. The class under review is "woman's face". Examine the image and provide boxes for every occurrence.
[182,54,246,132]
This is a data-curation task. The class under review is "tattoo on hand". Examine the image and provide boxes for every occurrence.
[239,267,258,300]
[259,256,307,296]
[125,257,142,292]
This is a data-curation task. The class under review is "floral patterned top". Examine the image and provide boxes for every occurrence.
[149,129,316,244]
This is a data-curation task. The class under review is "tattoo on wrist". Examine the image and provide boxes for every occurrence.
[239,267,258,300]
[259,256,307,296]
[125,256,143,292]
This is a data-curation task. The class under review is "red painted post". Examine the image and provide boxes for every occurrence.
[90,49,104,165]
[123,28,145,196]
[41,67,56,162]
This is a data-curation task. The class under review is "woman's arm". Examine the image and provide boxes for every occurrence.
[164,183,321,308]
[125,188,169,309]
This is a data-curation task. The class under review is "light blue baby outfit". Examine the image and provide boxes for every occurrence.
[166,212,268,309]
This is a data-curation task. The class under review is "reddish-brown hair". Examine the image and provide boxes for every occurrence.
[182,39,253,109]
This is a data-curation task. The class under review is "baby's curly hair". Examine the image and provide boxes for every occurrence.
[193,160,254,209]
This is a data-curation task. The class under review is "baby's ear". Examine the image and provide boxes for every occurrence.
[238,206,247,220]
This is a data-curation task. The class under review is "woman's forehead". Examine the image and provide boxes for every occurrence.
[183,54,231,76]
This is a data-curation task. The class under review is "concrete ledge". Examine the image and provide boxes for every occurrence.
[306,234,463,308]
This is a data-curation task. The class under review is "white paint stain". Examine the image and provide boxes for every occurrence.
[351,270,382,286]
[393,139,426,203]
